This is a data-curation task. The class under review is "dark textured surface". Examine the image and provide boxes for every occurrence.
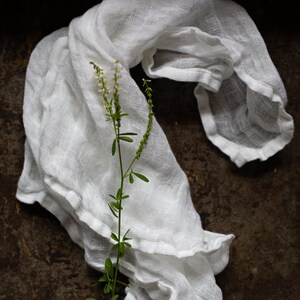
[0,1,299,299]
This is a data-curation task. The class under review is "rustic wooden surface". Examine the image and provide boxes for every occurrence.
[1,1,299,299]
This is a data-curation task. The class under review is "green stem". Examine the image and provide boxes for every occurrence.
[112,123,124,297]
[115,280,128,287]
[124,158,137,178]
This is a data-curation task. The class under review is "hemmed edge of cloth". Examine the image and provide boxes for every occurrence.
[16,183,234,263]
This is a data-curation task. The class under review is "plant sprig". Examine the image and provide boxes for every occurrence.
[88,61,154,299]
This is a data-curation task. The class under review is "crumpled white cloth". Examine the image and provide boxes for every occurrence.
[17,0,293,299]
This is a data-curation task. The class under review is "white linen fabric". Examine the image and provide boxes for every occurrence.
[17,0,293,299]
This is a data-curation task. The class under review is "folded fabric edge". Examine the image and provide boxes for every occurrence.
[141,47,222,93]
[195,84,294,167]
[16,184,234,263]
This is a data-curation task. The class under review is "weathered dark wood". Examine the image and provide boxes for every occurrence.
[1,1,299,299]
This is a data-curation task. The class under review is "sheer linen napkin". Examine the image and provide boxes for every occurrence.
[17,0,293,299]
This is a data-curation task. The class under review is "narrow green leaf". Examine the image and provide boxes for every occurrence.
[121,195,129,199]
[129,174,134,184]
[108,203,118,218]
[133,172,149,182]
[109,194,117,200]
[105,258,114,278]
[108,201,118,211]
[124,242,132,248]
[119,243,126,257]
[116,188,122,200]
[112,139,116,156]
[111,295,119,300]
[119,136,133,142]
[111,232,119,242]
[108,202,116,211]
[123,228,130,240]
[104,283,112,294]
[98,274,108,282]
[119,132,138,136]
[111,201,122,211]
[120,113,128,117]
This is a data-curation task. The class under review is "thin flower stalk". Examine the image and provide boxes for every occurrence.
[88,61,154,300]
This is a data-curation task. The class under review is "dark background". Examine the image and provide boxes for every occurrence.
[1,1,299,299]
